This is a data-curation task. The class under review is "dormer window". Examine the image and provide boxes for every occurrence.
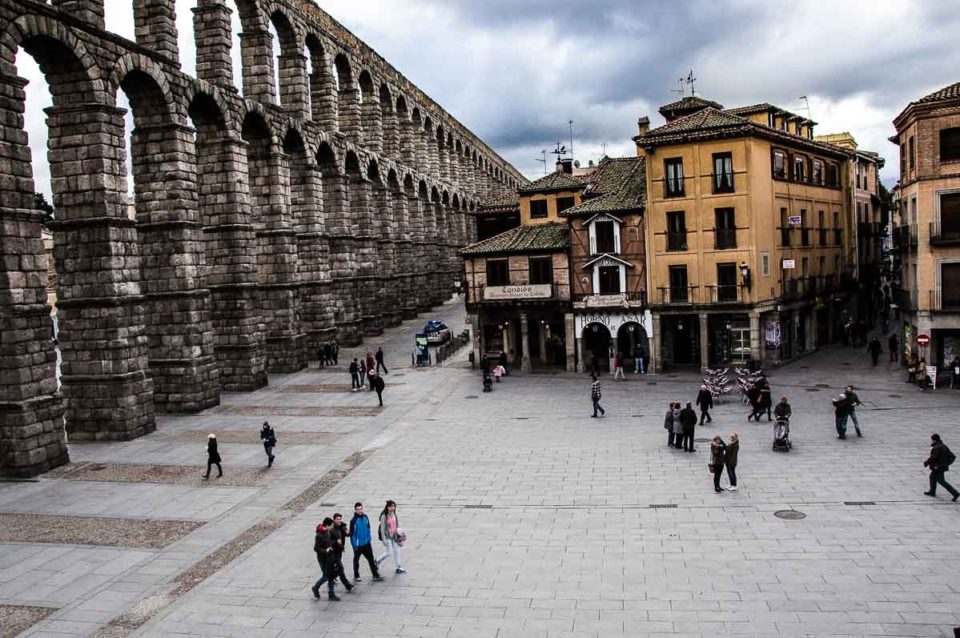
[595,221,616,253]
[587,214,623,255]
[530,200,548,219]
[556,196,576,214]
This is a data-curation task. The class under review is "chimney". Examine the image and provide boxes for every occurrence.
[555,158,573,174]
[637,116,650,136]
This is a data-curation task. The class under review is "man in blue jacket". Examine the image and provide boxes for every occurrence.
[349,502,383,581]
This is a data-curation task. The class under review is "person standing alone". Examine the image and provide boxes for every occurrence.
[923,434,959,501]
[889,333,898,362]
[590,375,605,418]
[867,337,882,366]
[260,421,276,468]
[349,502,383,581]
[696,385,713,425]
[202,434,222,479]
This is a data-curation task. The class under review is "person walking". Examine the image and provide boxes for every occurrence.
[311,518,341,600]
[832,393,851,439]
[375,346,388,374]
[613,352,625,381]
[773,396,792,421]
[590,375,605,418]
[375,500,406,574]
[202,433,222,479]
[757,375,773,421]
[371,373,385,407]
[888,333,898,362]
[724,432,740,491]
[260,421,276,468]
[923,433,959,501]
[867,337,882,366]
[664,402,676,447]
[680,402,698,452]
[696,384,713,425]
[844,385,863,437]
[349,357,361,391]
[349,502,383,581]
[746,383,762,422]
[709,435,727,493]
[329,513,355,593]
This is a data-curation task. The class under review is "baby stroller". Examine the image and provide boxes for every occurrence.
[772,416,791,451]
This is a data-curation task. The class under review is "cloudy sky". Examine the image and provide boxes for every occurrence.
[18,0,960,199]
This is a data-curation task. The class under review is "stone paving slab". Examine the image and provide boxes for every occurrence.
[0,513,202,549]
[0,605,56,638]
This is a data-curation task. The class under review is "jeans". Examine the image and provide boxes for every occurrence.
[849,409,861,435]
[835,413,848,438]
[929,471,959,497]
[592,399,605,417]
[667,431,676,447]
[263,444,274,466]
[376,539,402,570]
[712,465,724,491]
[313,561,335,596]
[351,373,360,389]
[614,367,625,380]
[726,464,737,487]
[352,543,380,579]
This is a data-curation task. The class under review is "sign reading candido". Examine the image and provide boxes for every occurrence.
[917,333,930,346]
[483,284,552,301]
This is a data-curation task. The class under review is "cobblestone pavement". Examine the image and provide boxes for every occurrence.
[2,301,959,637]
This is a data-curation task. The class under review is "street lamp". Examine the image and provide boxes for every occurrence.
[740,261,751,290]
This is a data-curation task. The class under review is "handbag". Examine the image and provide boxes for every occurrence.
[708,463,715,473]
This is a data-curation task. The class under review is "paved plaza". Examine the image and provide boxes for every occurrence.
[1,299,959,638]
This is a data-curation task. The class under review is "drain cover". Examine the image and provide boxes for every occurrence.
[774,510,806,520]
[464,504,492,509]
[464,395,479,399]
[513,417,530,420]
[841,362,851,366]
[647,381,658,385]
[805,388,820,392]
[694,437,709,442]
[887,394,901,398]
[631,414,645,418]
[649,503,677,509]
[815,383,830,388]
[843,501,875,506]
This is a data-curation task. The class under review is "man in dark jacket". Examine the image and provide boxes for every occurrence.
[696,385,713,424]
[260,421,276,468]
[371,373,385,407]
[311,518,341,600]
[679,402,698,452]
[773,396,792,421]
[349,502,383,581]
[349,357,360,391]
[888,334,898,362]
[375,347,388,374]
[844,385,863,437]
[329,513,354,592]
[757,375,772,421]
[867,337,882,366]
[832,393,851,439]
[923,434,959,500]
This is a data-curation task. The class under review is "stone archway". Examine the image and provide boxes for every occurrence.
[582,322,613,373]
[617,322,649,372]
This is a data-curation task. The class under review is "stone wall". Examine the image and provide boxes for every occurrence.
[0,0,526,477]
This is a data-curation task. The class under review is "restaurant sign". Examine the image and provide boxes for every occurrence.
[483,284,552,301]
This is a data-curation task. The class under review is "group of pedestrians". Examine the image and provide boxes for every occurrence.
[664,402,698,451]
[317,342,339,368]
[746,374,772,421]
[203,421,279,478]
[349,348,388,405]
[709,433,740,492]
[311,501,407,601]
[831,385,863,439]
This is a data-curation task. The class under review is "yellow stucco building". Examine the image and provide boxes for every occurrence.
[635,96,855,369]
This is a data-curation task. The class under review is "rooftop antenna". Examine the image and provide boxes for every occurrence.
[550,142,568,163]
[685,69,697,96]
[534,150,547,175]
[798,95,812,120]
[670,77,685,97]
[569,120,574,165]
[601,142,608,157]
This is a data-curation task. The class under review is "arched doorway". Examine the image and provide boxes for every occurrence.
[582,323,612,373]
[617,322,649,371]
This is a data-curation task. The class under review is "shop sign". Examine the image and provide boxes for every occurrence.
[782,259,796,269]
[788,215,802,225]
[574,309,652,335]
[483,284,552,301]
[764,320,781,349]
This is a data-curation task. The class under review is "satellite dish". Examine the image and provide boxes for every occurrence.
[574,160,581,168]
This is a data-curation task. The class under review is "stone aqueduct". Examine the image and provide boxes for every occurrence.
[0,0,525,477]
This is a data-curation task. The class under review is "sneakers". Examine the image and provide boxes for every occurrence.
[311,585,320,599]
[728,485,738,491]
[354,574,362,581]
[396,567,406,574]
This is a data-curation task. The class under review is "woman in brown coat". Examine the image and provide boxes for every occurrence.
[709,435,727,493]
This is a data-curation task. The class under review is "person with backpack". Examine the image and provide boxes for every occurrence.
[311,518,342,600]
[923,433,959,501]
[696,384,713,425]
[375,500,406,574]
[260,421,276,468]
[349,502,383,582]
[590,375,604,418]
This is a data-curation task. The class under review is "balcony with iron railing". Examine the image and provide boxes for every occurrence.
[655,285,699,305]
[892,224,918,251]
[704,284,746,304]
[713,228,737,250]
[666,231,688,252]
[929,222,960,247]
[572,290,647,309]
[892,286,918,311]
[930,288,960,311]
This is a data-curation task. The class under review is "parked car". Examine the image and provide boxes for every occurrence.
[423,320,452,344]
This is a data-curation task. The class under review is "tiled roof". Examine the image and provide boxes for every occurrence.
[659,95,724,116]
[518,170,586,194]
[460,223,568,256]
[637,107,851,159]
[723,103,774,117]
[918,81,960,104]
[476,190,520,214]
[559,157,646,216]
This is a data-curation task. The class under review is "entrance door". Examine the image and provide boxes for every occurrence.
[582,323,612,372]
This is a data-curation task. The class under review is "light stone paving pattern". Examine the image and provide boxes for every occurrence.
[2,300,959,637]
